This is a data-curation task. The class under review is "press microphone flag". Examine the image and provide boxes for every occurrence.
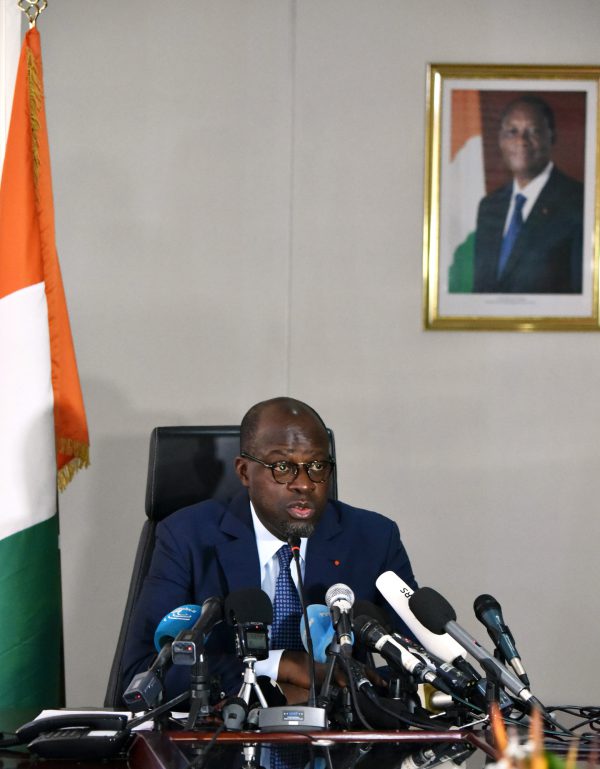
[300,604,336,663]
[376,571,467,663]
[153,604,201,651]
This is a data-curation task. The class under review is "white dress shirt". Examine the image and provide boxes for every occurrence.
[503,161,553,234]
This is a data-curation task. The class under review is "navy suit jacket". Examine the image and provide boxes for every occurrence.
[121,491,417,699]
[473,167,583,294]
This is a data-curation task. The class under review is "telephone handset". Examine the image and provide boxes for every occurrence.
[15,712,132,759]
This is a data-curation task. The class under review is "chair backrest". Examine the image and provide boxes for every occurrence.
[104,425,337,706]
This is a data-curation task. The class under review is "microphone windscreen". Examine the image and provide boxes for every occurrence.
[153,604,201,651]
[300,604,334,663]
[376,571,465,662]
[224,588,273,626]
[409,587,456,634]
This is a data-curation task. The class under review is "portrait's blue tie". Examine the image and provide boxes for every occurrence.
[497,193,527,277]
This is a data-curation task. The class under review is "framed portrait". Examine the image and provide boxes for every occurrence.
[423,64,600,330]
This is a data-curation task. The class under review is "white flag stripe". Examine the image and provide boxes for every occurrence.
[0,282,56,541]
[446,134,485,256]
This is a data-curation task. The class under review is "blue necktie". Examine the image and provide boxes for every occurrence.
[497,193,526,277]
[270,544,303,651]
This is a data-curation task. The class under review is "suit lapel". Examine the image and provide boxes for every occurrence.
[215,492,261,593]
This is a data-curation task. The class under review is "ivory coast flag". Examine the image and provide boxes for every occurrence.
[447,90,486,293]
[0,28,89,707]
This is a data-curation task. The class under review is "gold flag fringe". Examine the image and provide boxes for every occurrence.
[26,46,42,192]
[57,438,90,492]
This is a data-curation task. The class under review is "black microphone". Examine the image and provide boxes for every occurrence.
[325,583,354,658]
[352,615,451,694]
[474,593,530,687]
[171,596,224,665]
[122,642,173,711]
[408,587,555,718]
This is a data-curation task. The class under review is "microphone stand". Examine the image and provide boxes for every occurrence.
[316,639,341,711]
[289,537,317,707]
[187,651,215,729]
[238,654,269,709]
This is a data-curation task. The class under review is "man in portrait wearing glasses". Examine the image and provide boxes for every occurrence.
[473,94,583,294]
[122,397,417,703]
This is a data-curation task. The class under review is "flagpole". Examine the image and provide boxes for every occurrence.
[17,0,47,28]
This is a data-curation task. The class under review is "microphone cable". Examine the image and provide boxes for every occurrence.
[337,653,374,729]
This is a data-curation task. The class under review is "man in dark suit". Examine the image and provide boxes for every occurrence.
[121,397,417,702]
[473,95,583,294]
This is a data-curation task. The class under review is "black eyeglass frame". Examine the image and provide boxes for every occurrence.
[240,451,336,484]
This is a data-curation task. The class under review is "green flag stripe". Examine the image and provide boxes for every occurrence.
[0,516,63,708]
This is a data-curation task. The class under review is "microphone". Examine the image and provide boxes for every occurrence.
[394,635,477,698]
[171,596,224,665]
[408,587,537,707]
[123,603,201,711]
[225,588,273,663]
[152,604,202,650]
[300,604,335,663]
[325,583,354,658]
[123,642,171,711]
[352,614,451,694]
[399,742,475,769]
[376,572,468,665]
[474,594,530,687]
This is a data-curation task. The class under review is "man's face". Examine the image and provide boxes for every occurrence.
[499,102,553,186]
[235,407,330,541]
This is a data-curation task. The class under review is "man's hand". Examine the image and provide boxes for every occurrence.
[276,650,352,701]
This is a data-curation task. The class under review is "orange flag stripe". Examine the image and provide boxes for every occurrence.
[0,28,89,490]
[451,90,482,161]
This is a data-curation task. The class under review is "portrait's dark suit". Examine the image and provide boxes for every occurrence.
[121,491,417,699]
[473,167,583,294]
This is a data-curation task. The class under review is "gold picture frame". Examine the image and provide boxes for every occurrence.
[423,64,600,331]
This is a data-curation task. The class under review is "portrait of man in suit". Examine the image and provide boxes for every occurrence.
[473,94,584,294]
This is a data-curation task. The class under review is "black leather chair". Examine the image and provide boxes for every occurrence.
[104,425,338,707]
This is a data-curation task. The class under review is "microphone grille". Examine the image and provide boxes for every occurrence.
[473,593,500,620]
[325,583,355,609]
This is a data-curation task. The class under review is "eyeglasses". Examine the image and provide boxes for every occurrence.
[240,451,335,484]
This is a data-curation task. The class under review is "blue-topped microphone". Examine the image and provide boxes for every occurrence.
[153,604,202,651]
[300,604,336,663]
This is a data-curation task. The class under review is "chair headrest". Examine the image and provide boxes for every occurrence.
[145,426,242,522]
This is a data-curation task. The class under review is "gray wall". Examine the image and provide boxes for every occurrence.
[35,0,600,706]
